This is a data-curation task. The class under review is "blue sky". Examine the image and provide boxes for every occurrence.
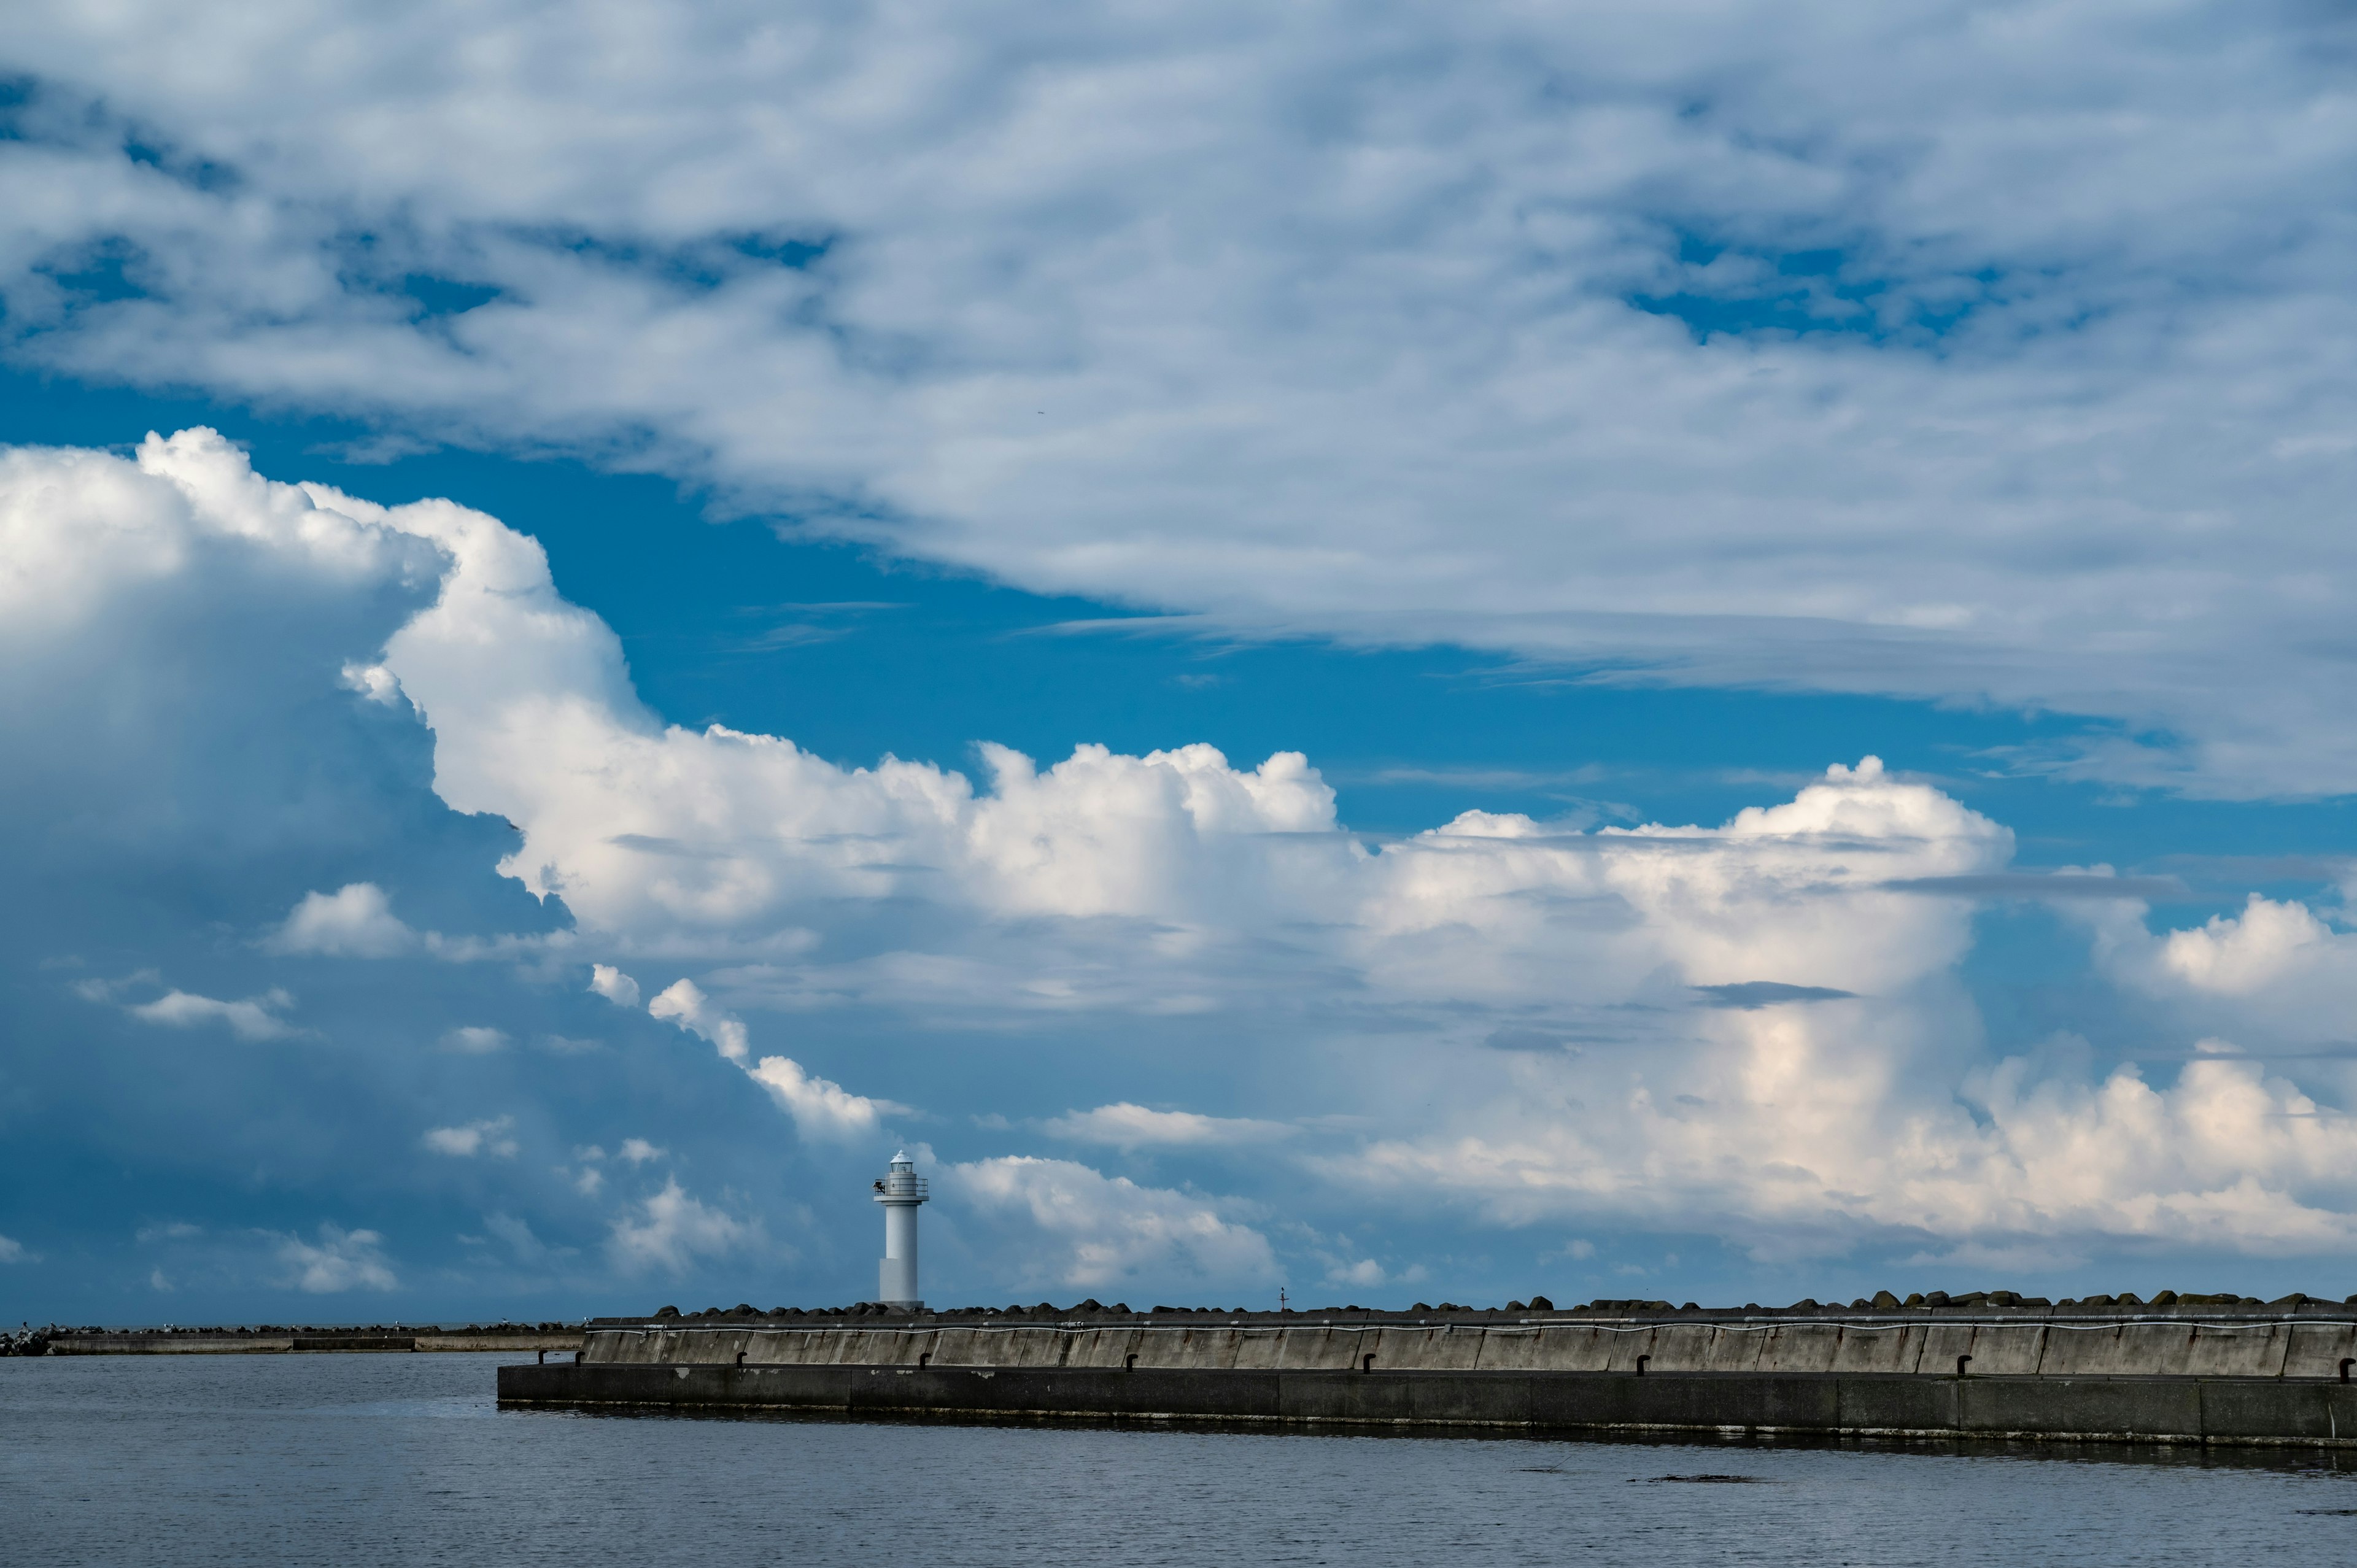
[6,1,2357,1324]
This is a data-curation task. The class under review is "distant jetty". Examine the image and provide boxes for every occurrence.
[8,1322,584,1356]
[498,1293,2357,1450]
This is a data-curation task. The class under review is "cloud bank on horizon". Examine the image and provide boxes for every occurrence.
[6,429,2357,1312]
[2,1,2356,796]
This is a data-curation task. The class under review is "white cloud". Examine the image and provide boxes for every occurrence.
[273,1224,397,1292]
[265,883,416,958]
[1334,1048,2357,1258]
[422,1116,518,1157]
[649,976,897,1138]
[743,1056,892,1141]
[950,1156,1278,1291]
[2159,897,2345,998]
[0,1234,25,1263]
[17,437,2002,1025]
[1044,1103,1293,1151]
[7,6,2357,792]
[439,1025,509,1054]
[338,661,404,706]
[2082,892,2357,1047]
[617,1138,663,1165]
[647,980,749,1062]
[588,964,640,1008]
[126,986,295,1041]
[17,429,2357,1267]
[606,1178,754,1275]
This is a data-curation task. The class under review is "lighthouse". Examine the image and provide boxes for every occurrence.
[872,1150,929,1308]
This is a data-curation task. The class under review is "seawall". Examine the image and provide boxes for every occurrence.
[44,1328,584,1355]
[573,1309,2357,1380]
[493,1306,2357,1446]
[497,1361,2357,1448]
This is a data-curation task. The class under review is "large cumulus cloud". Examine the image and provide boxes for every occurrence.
[2,3,2357,792]
[10,428,2357,1305]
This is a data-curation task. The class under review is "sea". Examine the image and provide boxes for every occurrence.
[7,1351,2357,1566]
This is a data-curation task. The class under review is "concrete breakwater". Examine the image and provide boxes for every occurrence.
[496,1301,2357,1446]
[26,1323,584,1355]
[573,1302,2357,1380]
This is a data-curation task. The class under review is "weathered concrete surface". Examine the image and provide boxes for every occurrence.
[413,1333,584,1353]
[575,1311,2357,1381]
[497,1361,2357,1448]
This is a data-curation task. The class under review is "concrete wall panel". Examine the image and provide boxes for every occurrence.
[1471,1329,1544,1371]
[1837,1375,1958,1434]
[2051,1321,2213,1378]
[582,1330,632,1364]
[2283,1323,2357,1381]
[1757,1323,1843,1373]
[1422,1327,1491,1372]
[1365,1327,1438,1371]
[1232,1329,1287,1370]
[1600,1329,1656,1373]
[1913,1323,1975,1375]
[1638,1326,1716,1373]
[1829,1326,1922,1374]
[1164,1327,1243,1369]
[2184,1325,2289,1378]
[1958,1377,2203,1439]
[2203,1379,2357,1442]
[1529,1326,1614,1372]
[2038,1324,2131,1377]
[1273,1329,1365,1371]
[733,1330,786,1365]
[1695,1326,1767,1373]
[1011,1329,1076,1368]
[1964,1325,2046,1375]
[1093,1329,1138,1368]
[924,1328,988,1367]
[803,1329,857,1365]
[873,1330,937,1366]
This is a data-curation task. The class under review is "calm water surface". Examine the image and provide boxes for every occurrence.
[8,1353,2357,1566]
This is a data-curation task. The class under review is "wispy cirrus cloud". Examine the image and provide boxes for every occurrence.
[1043,1103,1294,1152]
[123,986,296,1041]
[3,2,2357,795]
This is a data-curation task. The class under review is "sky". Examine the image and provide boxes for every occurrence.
[6,0,2357,1325]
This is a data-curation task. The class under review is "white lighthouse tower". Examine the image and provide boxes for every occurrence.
[873,1150,929,1309]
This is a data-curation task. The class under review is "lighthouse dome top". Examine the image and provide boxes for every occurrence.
[875,1151,927,1205]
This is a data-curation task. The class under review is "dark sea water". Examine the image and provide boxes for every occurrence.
[9,1353,2357,1566]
